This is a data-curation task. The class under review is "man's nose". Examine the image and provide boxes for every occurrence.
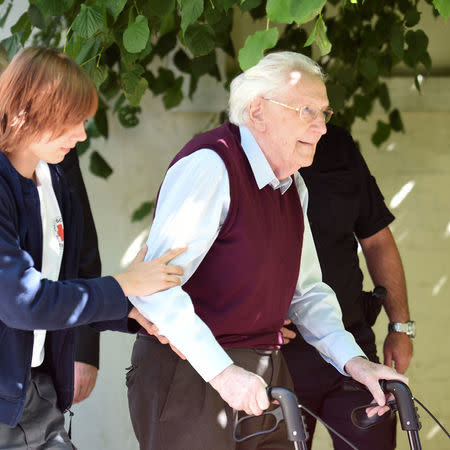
[311,114,327,135]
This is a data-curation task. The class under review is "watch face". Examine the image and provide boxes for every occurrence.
[389,321,415,337]
[408,321,416,337]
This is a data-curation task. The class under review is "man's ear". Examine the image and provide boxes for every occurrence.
[247,98,266,132]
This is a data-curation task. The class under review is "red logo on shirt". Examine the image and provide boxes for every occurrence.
[56,223,64,242]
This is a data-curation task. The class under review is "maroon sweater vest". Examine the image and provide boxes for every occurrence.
[164,122,304,349]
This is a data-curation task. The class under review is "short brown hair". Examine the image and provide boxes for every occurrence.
[0,47,98,152]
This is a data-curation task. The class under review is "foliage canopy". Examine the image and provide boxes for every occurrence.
[0,0,447,217]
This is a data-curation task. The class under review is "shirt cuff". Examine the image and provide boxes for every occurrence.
[319,332,367,375]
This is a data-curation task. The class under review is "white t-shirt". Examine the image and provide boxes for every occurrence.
[31,161,65,367]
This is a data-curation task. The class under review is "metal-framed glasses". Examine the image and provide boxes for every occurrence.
[263,98,334,124]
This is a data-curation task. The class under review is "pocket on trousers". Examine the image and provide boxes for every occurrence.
[125,364,137,388]
[33,373,58,407]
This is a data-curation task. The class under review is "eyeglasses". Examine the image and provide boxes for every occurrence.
[263,98,334,124]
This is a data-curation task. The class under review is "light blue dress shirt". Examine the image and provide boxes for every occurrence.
[130,125,365,382]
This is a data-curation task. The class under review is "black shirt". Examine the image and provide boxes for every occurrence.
[300,125,394,329]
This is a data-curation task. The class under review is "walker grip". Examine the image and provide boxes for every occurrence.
[267,386,308,443]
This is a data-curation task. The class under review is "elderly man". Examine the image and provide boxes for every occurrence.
[127,51,407,450]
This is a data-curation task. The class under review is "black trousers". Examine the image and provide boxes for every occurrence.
[282,329,396,450]
[127,334,295,450]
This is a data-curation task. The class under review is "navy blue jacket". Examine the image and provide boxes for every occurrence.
[0,151,133,427]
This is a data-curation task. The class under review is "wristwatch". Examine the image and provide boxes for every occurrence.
[388,321,416,338]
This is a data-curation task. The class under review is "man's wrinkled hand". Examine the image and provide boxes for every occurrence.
[345,356,408,417]
[209,364,269,416]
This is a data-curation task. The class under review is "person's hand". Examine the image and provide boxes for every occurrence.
[345,356,408,417]
[114,245,186,297]
[146,322,186,360]
[209,365,269,416]
[73,361,98,404]
[383,332,413,374]
[280,319,296,344]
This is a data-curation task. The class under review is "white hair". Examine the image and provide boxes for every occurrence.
[228,51,326,126]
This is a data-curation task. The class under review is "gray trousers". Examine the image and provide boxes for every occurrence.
[0,370,74,450]
[127,334,295,450]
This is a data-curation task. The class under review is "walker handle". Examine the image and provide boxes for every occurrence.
[268,386,309,443]
[350,380,421,432]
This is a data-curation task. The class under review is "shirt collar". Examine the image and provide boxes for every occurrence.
[239,125,292,195]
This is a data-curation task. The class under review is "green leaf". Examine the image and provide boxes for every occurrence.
[132,201,155,222]
[371,120,391,147]
[174,49,191,73]
[86,119,101,138]
[154,32,177,57]
[390,26,404,60]
[420,51,432,72]
[433,0,450,19]
[189,52,220,97]
[353,94,372,118]
[34,0,73,17]
[404,29,429,67]
[94,108,109,138]
[205,1,224,25]
[239,0,263,12]
[377,82,391,111]
[179,0,204,34]
[405,29,429,56]
[389,108,404,132]
[76,139,90,157]
[72,5,104,39]
[103,0,127,21]
[326,83,346,111]
[28,4,46,29]
[91,64,108,89]
[0,1,13,28]
[0,34,22,60]
[184,23,216,56]
[267,0,326,25]
[122,69,148,106]
[100,70,120,100]
[238,27,279,71]
[359,57,378,79]
[147,0,176,16]
[123,15,149,54]
[163,77,183,108]
[305,15,331,55]
[118,105,141,128]
[90,151,113,179]
[160,12,176,35]
[148,68,175,95]
[404,8,421,27]
[217,0,236,11]
[66,35,99,65]
[11,13,32,45]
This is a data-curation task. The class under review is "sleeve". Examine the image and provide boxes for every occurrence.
[288,173,366,374]
[353,147,395,239]
[0,184,129,331]
[74,325,100,368]
[59,149,102,367]
[129,149,233,382]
